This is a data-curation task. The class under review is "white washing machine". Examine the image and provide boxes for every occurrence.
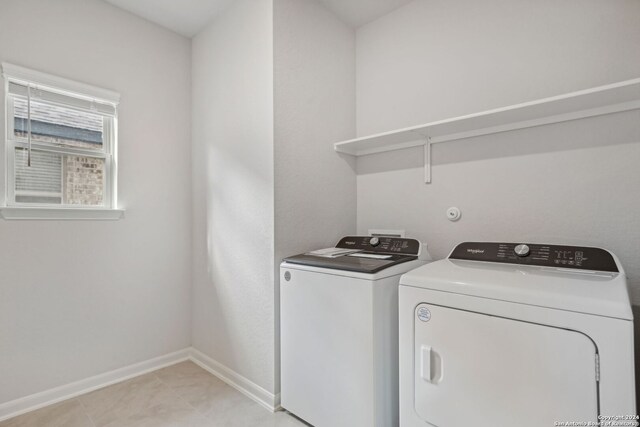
[399,242,635,427]
[281,236,431,427]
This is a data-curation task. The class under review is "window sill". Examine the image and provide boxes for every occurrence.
[0,207,125,220]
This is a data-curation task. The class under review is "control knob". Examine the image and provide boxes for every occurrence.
[369,237,380,247]
[514,244,530,257]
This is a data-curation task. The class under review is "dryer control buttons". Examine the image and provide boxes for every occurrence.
[514,244,530,257]
[449,242,619,272]
[369,237,380,247]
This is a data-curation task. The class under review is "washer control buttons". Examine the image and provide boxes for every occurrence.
[369,237,380,247]
[514,244,530,257]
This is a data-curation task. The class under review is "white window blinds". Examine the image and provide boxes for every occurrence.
[7,81,117,117]
[2,62,120,209]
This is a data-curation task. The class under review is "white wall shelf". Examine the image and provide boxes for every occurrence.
[334,78,640,183]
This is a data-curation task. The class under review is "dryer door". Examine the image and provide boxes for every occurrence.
[413,303,598,427]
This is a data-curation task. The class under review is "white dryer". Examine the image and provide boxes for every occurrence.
[399,242,635,427]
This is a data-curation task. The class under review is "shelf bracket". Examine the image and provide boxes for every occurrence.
[424,137,432,184]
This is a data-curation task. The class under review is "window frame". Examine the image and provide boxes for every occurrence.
[1,63,123,220]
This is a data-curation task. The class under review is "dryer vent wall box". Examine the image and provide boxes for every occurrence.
[398,242,635,427]
[280,236,431,427]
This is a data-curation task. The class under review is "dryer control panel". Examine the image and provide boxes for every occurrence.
[449,242,619,272]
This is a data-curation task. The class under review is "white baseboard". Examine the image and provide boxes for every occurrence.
[0,348,191,422]
[189,348,279,412]
[0,347,280,422]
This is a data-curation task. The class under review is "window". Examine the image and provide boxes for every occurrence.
[2,63,121,218]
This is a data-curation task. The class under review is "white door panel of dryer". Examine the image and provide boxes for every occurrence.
[413,304,598,427]
[281,268,374,427]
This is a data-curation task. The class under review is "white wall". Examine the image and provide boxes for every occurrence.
[273,0,357,391]
[191,0,276,394]
[355,0,640,300]
[0,0,192,404]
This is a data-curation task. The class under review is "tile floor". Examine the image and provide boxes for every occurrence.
[0,362,307,427]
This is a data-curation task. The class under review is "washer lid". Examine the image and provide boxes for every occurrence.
[283,252,418,274]
[283,235,424,274]
[400,259,632,320]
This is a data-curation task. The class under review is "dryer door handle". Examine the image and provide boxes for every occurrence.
[420,345,432,382]
[420,345,443,384]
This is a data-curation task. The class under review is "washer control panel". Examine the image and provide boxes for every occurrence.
[449,242,618,272]
[336,236,420,255]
